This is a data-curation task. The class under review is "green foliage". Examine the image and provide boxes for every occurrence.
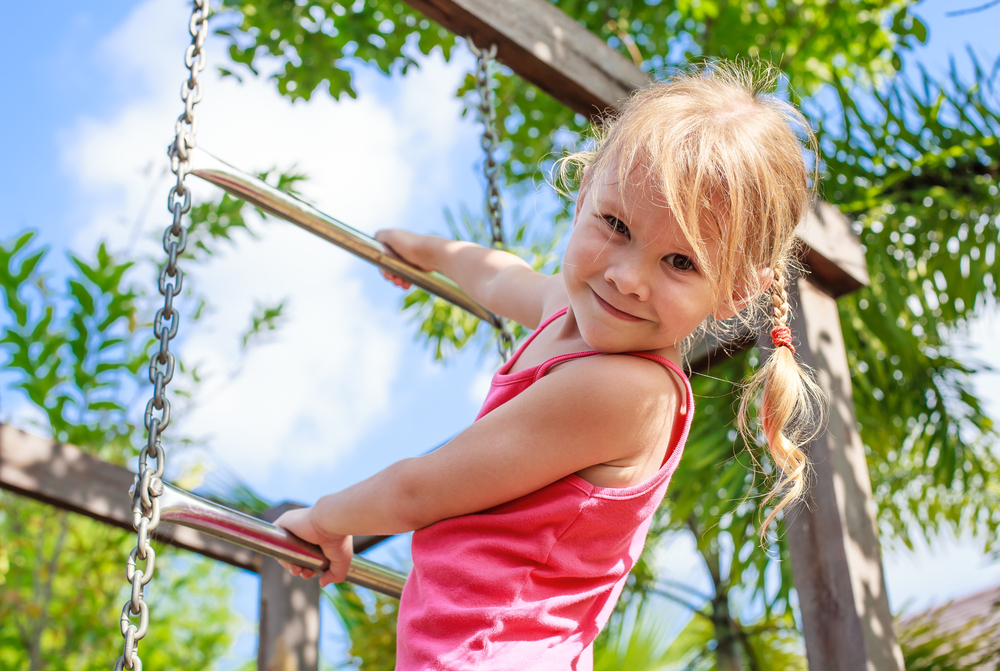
[402,208,564,360]
[0,493,238,671]
[0,232,144,460]
[0,226,244,670]
[216,0,457,101]
[325,583,398,670]
[897,604,1000,670]
[593,598,687,671]
[740,614,808,671]
[0,167,304,670]
[818,58,1000,548]
[242,299,289,348]
[215,0,928,187]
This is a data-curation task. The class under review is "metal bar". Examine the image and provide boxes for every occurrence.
[188,147,502,329]
[158,482,408,599]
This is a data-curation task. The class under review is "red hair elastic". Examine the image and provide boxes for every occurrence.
[771,326,795,354]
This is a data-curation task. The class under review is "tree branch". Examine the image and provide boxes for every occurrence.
[656,578,714,603]
[648,587,712,620]
[29,511,70,671]
[946,0,1000,17]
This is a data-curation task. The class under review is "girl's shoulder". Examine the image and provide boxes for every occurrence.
[536,353,687,484]
[545,352,686,420]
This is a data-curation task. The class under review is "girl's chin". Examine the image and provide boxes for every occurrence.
[579,320,685,356]
[577,321,645,354]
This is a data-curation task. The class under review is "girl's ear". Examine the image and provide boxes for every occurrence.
[573,166,594,226]
[714,267,774,320]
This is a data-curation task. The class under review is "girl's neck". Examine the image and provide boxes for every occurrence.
[556,305,685,369]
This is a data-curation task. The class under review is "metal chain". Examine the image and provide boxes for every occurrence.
[468,38,515,361]
[115,3,208,670]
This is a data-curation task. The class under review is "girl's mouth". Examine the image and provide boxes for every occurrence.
[592,289,645,322]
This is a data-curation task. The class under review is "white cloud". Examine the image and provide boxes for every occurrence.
[178,222,400,480]
[469,369,494,404]
[56,0,474,482]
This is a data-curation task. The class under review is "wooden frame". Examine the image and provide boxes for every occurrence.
[4,0,901,668]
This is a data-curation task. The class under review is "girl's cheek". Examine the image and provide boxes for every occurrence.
[569,232,609,268]
[563,238,592,275]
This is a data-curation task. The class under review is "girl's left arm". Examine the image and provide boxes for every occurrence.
[279,355,679,585]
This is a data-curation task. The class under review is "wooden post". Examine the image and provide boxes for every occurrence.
[258,504,321,671]
[759,277,904,671]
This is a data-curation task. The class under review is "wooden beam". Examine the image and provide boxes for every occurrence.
[760,278,903,671]
[0,424,261,573]
[402,0,648,119]
[799,201,870,298]
[686,323,755,375]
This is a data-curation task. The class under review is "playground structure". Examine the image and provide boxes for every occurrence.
[0,0,903,669]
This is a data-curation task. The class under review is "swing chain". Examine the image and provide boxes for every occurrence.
[469,41,504,251]
[468,38,515,360]
[116,2,208,670]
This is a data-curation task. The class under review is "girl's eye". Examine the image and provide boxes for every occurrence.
[603,215,630,240]
[665,254,695,272]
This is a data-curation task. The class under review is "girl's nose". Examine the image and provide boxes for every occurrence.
[605,258,650,301]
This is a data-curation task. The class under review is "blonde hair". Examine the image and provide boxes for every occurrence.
[556,60,825,541]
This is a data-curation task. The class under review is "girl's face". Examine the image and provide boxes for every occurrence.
[563,166,721,359]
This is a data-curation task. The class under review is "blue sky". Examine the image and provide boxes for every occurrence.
[1,0,998,667]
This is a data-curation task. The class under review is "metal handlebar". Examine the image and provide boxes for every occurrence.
[158,482,408,599]
[188,147,502,329]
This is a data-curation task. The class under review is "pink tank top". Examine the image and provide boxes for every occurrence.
[395,308,694,671]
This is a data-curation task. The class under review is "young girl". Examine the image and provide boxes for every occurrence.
[274,62,822,670]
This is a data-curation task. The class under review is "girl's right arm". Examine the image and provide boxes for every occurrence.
[374,229,558,329]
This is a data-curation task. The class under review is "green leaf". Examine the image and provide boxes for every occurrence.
[68,280,95,315]
[90,400,125,413]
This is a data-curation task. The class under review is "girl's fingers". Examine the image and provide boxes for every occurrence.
[277,559,317,581]
[318,568,345,588]
[379,269,412,290]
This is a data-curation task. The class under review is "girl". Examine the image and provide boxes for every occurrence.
[274,62,822,670]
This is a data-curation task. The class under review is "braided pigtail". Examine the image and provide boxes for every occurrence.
[739,263,825,544]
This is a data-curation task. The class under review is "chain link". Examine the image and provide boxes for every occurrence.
[468,38,515,361]
[116,2,208,669]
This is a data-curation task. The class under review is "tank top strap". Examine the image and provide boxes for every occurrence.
[532,346,694,469]
[526,307,570,347]
[533,349,601,381]
[498,307,572,375]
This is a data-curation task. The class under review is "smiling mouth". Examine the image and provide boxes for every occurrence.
[592,289,645,322]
